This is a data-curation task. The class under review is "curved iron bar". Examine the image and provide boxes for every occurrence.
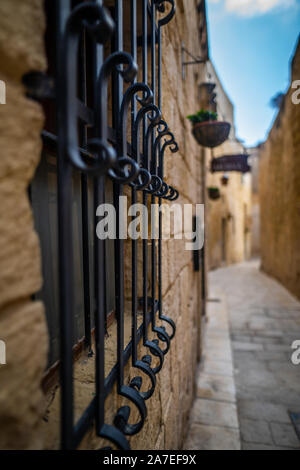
[63,2,116,174]
[157,180,169,197]
[129,360,156,400]
[154,0,176,26]
[142,124,175,355]
[144,119,168,172]
[144,339,165,375]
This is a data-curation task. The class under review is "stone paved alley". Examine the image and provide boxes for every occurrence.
[185,260,300,450]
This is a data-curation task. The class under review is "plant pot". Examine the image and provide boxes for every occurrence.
[192,121,231,148]
[207,187,221,200]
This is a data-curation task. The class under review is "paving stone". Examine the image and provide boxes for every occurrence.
[235,366,279,390]
[267,360,296,372]
[248,319,281,331]
[278,319,300,333]
[239,418,273,445]
[265,344,293,352]
[231,330,255,338]
[205,337,232,353]
[202,346,232,363]
[188,260,300,451]
[184,423,240,450]
[242,443,292,450]
[232,351,256,362]
[196,373,236,403]
[270,423,300,448]
[190,398,239,429]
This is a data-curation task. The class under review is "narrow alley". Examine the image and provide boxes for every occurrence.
[185,260,300,450]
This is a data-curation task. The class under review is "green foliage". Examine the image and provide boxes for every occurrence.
[187,109,218,124]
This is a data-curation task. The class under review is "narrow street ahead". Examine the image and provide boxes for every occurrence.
[210,260,300,450]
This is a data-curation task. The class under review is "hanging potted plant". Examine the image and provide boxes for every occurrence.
[221,174,229,186]
[187,109,231,148]
[207,186,221,200]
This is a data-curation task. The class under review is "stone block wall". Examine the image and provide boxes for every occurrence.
[259,39,300,299]
[200,62,252,270]
[0,0,48,450]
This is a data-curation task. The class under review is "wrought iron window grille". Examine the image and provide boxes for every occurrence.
[30,0,180,450]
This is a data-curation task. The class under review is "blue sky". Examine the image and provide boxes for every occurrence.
[206,0,300,147]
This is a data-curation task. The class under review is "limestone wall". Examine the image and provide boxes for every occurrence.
[248,146,261,258]
[259,39,300,300]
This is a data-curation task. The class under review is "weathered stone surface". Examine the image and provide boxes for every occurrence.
[201,359,234,377]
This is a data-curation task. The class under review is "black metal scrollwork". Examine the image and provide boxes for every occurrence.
[98,424,131,451]
[132,103,161,190]
[114,384,147,436]
[110,82,152,184]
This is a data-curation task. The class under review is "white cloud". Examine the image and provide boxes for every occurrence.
[208,0,297,16]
